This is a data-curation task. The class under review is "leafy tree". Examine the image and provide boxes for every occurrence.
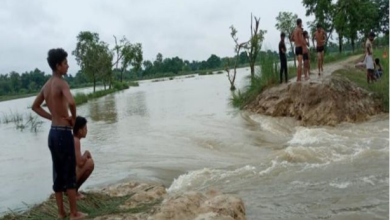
[206,54,222,69]
[72,31,101,92]
[244,14,266,81]
[302,0,335,48]
[275,12,298,67]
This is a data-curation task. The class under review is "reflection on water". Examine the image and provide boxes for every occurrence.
[89,94,118,123]
[125,91,148,117]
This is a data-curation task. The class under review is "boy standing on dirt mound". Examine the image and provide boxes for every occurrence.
[32,48,87,220]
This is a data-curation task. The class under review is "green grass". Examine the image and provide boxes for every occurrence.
[0,192,160,220]
[0,93,37,102]
[332,47,389,112]
[72,81,131,106]
[231,54,279,108]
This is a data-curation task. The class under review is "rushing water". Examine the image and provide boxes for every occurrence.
[0,68,388,220]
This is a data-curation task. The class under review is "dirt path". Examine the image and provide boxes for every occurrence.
[290,54,363,83]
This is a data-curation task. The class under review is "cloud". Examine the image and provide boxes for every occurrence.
[0,0,312,75]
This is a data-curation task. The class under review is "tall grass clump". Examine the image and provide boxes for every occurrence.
[231,54,279,109]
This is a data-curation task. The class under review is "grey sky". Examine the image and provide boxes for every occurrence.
[0,0,313,75]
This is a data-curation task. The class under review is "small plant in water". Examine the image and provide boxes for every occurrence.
[0,111,43,133]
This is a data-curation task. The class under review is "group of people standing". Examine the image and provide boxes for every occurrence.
[278,18,327,83]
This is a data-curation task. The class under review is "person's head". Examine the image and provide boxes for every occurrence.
[303,31,308,39]
[47,48,68,75]
[375,58,380,65]
[316,23,322,31]
[281,32,286,41]
[73,116,88,138]
[369,32,376,42]
[297,18,302,28]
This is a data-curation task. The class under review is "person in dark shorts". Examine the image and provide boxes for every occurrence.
[314,23,326,75]
[279,32,288,83]
[291,18,304,82]
[32,48,87,220]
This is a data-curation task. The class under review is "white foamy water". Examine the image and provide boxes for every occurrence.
[0,68,388,220]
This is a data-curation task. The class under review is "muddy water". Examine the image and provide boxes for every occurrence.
[0,68,388,219]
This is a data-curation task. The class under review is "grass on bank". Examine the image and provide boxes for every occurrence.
[0,192,160,220]
[332,47,389,112]
[231,49,368,109]
[73,81,132,106]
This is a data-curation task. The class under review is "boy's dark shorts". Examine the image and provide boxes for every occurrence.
[48,126,77,192]
[295,46,303,56]
[303,53,309,61]
[316,46,325,53]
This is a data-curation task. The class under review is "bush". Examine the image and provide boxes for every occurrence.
[112,81,129,90]
[74,93,88,105]
[128,81,139,87]
[198,71,207,75]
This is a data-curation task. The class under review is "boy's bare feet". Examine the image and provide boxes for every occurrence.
[70,211,88,220]
[58,213,67,219]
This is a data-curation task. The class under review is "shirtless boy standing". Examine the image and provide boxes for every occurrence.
[32,48,87,220]
[292,19,304,82]
[314,24,326,76]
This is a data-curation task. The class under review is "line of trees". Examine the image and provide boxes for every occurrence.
[302,0,389,53]
[275,0,389,59]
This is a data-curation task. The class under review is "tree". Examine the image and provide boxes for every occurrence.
[239,51,248,65]
[275,12,298,67]
[113,36,143,82]
[206,54,222,69]
[225,26,246,91]
[142,60,154,76]
[302,0,336,49]
[374,0,389,35]
[72,31,101,92]
[244,14,266,82]
[9,71,21,93]
[95,42,114,90]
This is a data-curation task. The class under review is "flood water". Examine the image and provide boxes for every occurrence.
[0,68,388,220]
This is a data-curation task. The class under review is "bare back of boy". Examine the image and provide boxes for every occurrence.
[38,77,74,125]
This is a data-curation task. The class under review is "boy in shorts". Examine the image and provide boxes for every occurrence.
[32,48,87,220]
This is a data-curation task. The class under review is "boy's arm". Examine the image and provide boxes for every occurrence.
[61,81,76,125]
[75,138,87,167]
[32,90,52,121]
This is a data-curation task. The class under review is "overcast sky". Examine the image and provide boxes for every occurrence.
[0,0,313,75]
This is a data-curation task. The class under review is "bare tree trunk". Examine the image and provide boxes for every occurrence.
[351,38,355,52]
[250,65,255,80]
[338,32,343,53]
[93,77,96,93]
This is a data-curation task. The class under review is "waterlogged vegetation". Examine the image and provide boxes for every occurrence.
[73,81,131,106]
[1,111,43,132]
